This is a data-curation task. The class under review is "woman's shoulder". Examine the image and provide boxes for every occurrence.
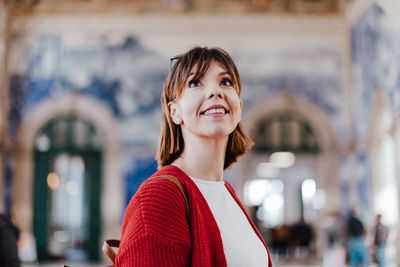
[138,175,183,200]
[121,165,191,245]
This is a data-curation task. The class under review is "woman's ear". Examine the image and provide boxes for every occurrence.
[239,99,242,120]
[169,102,182,125]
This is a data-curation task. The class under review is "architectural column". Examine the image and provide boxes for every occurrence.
[0,1,11,214]
[0,0,39,214]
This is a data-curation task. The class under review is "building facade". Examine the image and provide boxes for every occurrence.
[0,0,399,264]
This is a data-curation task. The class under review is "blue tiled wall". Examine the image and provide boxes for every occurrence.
[10,29,346,207]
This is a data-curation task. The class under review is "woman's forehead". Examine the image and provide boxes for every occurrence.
[188,59,230,77]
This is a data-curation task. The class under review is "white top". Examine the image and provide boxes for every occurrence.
[190,177,269,267]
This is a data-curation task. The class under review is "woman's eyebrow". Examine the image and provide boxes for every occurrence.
[188,72,203,79]
[218,71,230,76]
[187,71,230,79]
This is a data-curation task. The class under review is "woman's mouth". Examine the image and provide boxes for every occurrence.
[203,108,226,115]
[200,105,228,115]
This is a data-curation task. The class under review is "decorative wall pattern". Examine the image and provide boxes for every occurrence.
[9,17,347,205]
[350,3,400,233]
[10,34,167,144]
[240,48,347,145]
[356,151,371,212]
[352,3,400,143]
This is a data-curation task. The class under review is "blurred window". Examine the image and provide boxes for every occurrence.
[35,115,104,152]
[34,116,103,261]
[253,113,319,154]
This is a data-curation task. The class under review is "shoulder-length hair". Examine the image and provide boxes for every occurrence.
[157,46,254,170]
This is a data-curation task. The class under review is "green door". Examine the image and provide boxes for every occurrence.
[33,116,103,262]
[33,150,51,261]
[84,151,102,261]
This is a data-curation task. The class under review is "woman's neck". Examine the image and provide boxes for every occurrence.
[173,136,228,182]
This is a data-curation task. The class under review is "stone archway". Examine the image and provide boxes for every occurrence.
[237,92,340,260]
[13,92,123,245]
[240,91,339,215]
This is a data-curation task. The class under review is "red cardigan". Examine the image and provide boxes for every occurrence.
[115,165,273,266]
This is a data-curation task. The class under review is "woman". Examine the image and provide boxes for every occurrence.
[115,47,272,267]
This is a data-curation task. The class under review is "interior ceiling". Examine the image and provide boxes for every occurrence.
[4,0,352,15]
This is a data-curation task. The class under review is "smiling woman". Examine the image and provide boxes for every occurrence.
[115,47,273,267]
[159,47,252,169]
[168,60,242,148]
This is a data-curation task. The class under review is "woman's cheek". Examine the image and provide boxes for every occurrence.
[230,94,241,114]
[236,103,243,123]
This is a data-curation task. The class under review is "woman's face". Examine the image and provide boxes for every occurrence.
[170,60,242,140]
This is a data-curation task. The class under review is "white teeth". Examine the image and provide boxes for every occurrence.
[204,108,225,115]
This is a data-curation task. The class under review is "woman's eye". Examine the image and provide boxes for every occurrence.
[188,79,201,88]
[221,78,233,87]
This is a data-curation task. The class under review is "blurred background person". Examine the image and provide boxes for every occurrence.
[346,209,370,267]
[373,214,389,267]
[0,213,20,267]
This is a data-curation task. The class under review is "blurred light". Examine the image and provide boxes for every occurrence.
[244,179,271,206]
[270,152,296,168]
[256,162,280,178]
[313,188,326,210]
[262,194,285,227]
[263,194,284,212]
[47,173,59,190]
[301,178,316,200]
[376,185,398,225]
[36,134,51,152]
[66,181,79,195]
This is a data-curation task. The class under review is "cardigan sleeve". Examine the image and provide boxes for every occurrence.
[115,178,191,267]
[115,232,190,266]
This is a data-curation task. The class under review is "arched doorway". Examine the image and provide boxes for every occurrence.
[251,112,320,220]
[244,112,321,259]
[33,115,103,261]
[12,93,123,263]
[241,92,339,260]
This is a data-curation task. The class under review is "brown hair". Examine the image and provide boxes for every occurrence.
[157,46,254,169]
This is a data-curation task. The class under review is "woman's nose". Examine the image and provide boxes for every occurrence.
[208,87,224,99]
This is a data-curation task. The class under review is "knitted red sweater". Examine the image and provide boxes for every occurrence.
[115,165,272,267]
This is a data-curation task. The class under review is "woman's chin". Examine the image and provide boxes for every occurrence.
[201,128,234,139]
